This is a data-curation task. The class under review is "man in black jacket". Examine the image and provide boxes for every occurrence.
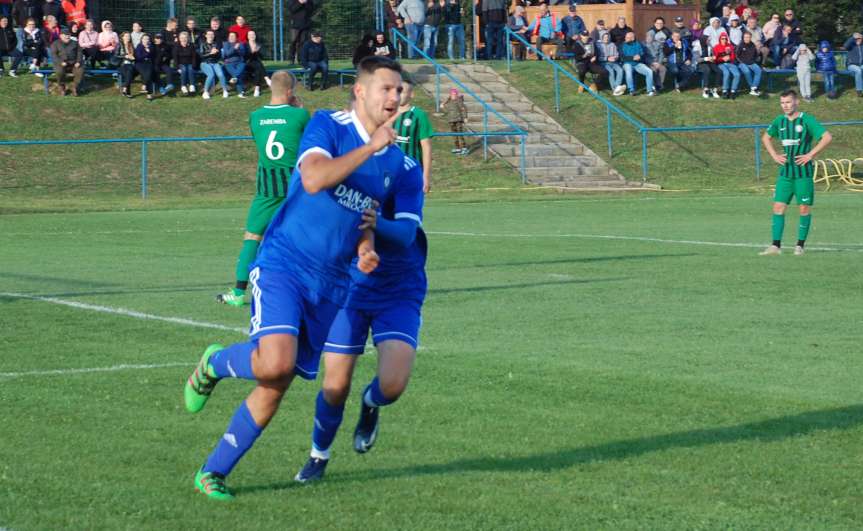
[300,30,328,90]
[209,16,228,49]
[50,28,82,95]
[288,0,315,64]
[152,33,175,95]
[0,15,23,75]
[572,31,607,92]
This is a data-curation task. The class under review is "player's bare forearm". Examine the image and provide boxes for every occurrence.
[356,229,380,274]
[807,132,832,159]
[762,132,785,164]
[421,138,432,192]
[300,146,376,194]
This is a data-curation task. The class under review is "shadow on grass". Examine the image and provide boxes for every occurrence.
[431,253,695,271]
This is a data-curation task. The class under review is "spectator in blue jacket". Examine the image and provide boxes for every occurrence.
[560,4,584,44]
[620,31,654,96]
[815,40,837,99]
[845,32,863,97]
[663,30,694,91]
[772,24,799,68]
[300,30,328,90]
[222,31,247,98]
[527,2,562,50]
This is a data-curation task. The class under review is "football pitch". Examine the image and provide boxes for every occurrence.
[2,192,863,529]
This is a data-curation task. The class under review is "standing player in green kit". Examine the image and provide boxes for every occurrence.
[393,79,433,193]
[759,90,832,257]
[217,71,311,306]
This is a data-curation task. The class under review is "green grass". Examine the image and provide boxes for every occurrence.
[3,192,863,529]
[496,62,863,189]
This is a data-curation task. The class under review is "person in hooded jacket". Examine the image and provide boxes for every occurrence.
[694,34,721,99]
[815,40,837,99]
[713,31,740,99]
[663,29,694,91]
[351,33,373,67]
[0,15,23,75]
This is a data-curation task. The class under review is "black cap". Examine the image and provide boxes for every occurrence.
[580,30,589,36]
[153,32,164,39]
[311,30,322,38]
[674,16,684,22]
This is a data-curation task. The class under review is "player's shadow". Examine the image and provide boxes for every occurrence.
[429,277,627,295]
[432,253,696,271]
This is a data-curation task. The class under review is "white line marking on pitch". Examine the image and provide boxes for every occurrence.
[0,362,192,379]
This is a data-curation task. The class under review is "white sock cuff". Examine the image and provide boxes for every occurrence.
[310,446,331,460]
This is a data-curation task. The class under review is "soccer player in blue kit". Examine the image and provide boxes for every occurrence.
[182,56,421,500]
[294,126,427,483]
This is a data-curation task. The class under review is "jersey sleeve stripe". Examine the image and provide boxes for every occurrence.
[394,212,422,226]
[296,147,333,168]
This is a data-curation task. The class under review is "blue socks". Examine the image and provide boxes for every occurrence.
[310,391,345,459]
[203,401,262,476]
[363,377,396,407]
[210,342,256,380]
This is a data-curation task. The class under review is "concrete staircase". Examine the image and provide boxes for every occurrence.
[402,63,649,189]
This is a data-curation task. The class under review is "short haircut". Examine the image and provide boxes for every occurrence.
[270,70,296,96]
[167,17,177,24]
[211,16,220,23]
[356,56,402,82]
[654,17,664,23]
[780,89,798,99]
[186,17,196,23]
[671,29,681,36]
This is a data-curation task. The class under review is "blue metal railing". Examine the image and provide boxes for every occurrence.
[392,28,529,182]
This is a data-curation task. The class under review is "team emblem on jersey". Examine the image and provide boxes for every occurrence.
[384,173,392,189]
[403,118,413,127]
[795,125,804,133]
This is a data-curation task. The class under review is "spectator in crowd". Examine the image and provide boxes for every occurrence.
[772,24,799,69]
[116,31,133,94]
[761,12,781,52]
[713,32,739,99]
[288,0,315,64]
[184,17,201,47]
[222,31,247,98]
[815,40,837,100]
[560,4,585,44]
[384,0,398,34]
[726,14,742,46]
[68,20,79,38]
[736,30,761,96]
[173,30,196,94]
[300,30,327,90]
[440,88,468,155]
[693,34,721,98]
[844,32,863,97]
[620,30,654,96]
[42,0,64,27]
[782,9,802,39]
[229,15,251,43]
[397,0,425,59]
[690,19,703,42]
[97,19,117,64]
[744,16,768,65]
[76,17,96,65]
[12,0,41,53]
[479,0,507,60]
[572,30,607,93]
[50,26,81,94]
[423,0,442,58]
[130,21,143,47]
[42,14,59,53]
[609,16,631,46]
[21,17,42,72]
[198,28,228,99]
[671,16,690,43]
[393,16,406,57]
[60,0,84,28]
[589,19,606,44]
[245,29,269,97]
[443,0,464,60]
[351,33,374,67]
[720,5,733,27]
[735,0,756,20]
[0,15,23,76]
[706,0,728,19]
[128,32,154,100]
[597,30,625,96]
[0,0,9,19]
[209,17,227,48]
[702,17,723,47]
[528,2,562,53]
[507,4,528,61]
[163,17,179,46]
[152,33,175,96]
[663,29,694,92]
[792,43,814,102]
[645,17,668,92]
[373,30,396,59]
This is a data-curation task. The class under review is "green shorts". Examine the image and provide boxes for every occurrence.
[773,177,814,206]
[245,195,285,235]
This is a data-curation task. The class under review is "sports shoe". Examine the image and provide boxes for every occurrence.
[253,86,260,97]
[184,343,223,413]
[294,457,329,484]
[712,88,721,98]
[702,88,710,99]
[646,91,655,97]
[194,469,234,500]
[794,245,805,256]
[460,147,469,155]
[9,70,17,77]
[188,84,196,93]
[451,148,460,153]
[353,400,380,454]
[28,63,36,73]
[202,91,210,100]
[750,88,761,96]
[613,85,626,96]
[758,245,782,256]
[34,72,44,78]
[223,89,229,98]
[216,290,246,306]
[181,85,188,95]
[238,92,246,99]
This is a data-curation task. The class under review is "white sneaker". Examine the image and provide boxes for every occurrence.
[712,88,721,99]
[265,77,272,87]
[758,245,782,256]
[34,72,44,78]
[28,63,36,72]
[202,91,210,100]
[9,70,17,77]
[749,88,760,96]
[188,84,196,93]
[794,245,805,256]
[253,86,260,97]
[222,89,229,98]
[238,92,246,99]
[702,89,710,99]
[181,85,189,95]
[647,91,656,97]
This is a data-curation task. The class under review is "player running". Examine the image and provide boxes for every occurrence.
[184,57,421,500]
[216,71,309,307]
[294,128,427,483]
[760,89,832,256]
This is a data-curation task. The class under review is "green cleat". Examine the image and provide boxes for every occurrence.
[216,290,247,307]
[194,469,234,500]
[184,344,223,413]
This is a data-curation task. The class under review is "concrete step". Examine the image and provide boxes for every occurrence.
[492,143,585,157]
[502,155,607,169]
[524,166,612,178]
[527,178,631,188]
[463,100,536,113]
[483,131,575,144]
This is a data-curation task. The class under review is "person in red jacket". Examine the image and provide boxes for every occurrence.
[713,32,740,99]
[60,0,85,27]
[228,15,250,43]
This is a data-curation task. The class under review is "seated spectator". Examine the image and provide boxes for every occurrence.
[589,19,606,44]
[229,16,251,43]
[597,31,625,96]
[60,0,86,28]
[693,35,721,98]
[0,15,23,76]
[152,33,174,95]
[571,30,607,93]
[300,30,328,90]
[782,9,802,39]
[560,4,585,44]
[222,31,247,97]
[50,27,82,95]
[69,20,80,39]
[762,13,781,47]
[197,28,228,99]
[130,21,143,48]
[527,2,562,53]
[744,16,768,65]
[772,24,799,69]
[440,88,468,155]
[245,29,269,97]
[620,30,654,96]
[185,17,202,47]
[815,40,837,99]
[844,32,863,97]
[663,29,694,92]
[713,32,740,99]
[128,32,155,100]
[42,15,60,56]
[507,5,529,61]
[209,16,227,48]
[76,18,97,66]
[21,18,43,73]
[702,17,723,47]
[690,19,704,42]
[115,31,134,94]
[372,31,396,59]
[736,31,761,96]
[720,5,733,26]
[726,14,742,46]
[97,20,118,65]
[163,17,179,46]
[645,18,669,92]
[172,30,196,94]
[351,34,373,68]
[792,43,814,102]
[609,16,631,46]
[670,16,690,43]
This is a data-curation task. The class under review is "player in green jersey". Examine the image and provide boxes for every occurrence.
[393,79,433,192]
[216,71,311,306]
[759,90,832,256]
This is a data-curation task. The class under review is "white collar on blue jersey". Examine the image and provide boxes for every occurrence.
[350,109,389,156]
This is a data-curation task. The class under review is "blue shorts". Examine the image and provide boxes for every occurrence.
[248,266,341,380]
[323,300,422,355]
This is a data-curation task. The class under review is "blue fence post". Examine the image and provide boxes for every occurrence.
[435,64,441,108]
[641,129,648,183]
[272,0,278,61]
[754,127,762,181]
[279,0,284,61]
[506,33,511,72]
[520,135,527,184]
[140,141,149,200]
[606,107,613,158]
[553,66,560,113]
[483,109,488,161]
[472,0,477,62]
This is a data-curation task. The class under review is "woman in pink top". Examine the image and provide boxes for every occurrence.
[97,19,119,64]
[77,18,98,66]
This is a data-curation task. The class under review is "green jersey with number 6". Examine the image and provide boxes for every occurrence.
[249,104,311,197]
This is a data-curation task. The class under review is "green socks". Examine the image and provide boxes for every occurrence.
[771,214,785,244]
[235,239,260,291]
[798,214,811,243]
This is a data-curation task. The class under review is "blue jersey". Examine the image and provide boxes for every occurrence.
[346,158,427,310]
[254,109,417,305]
